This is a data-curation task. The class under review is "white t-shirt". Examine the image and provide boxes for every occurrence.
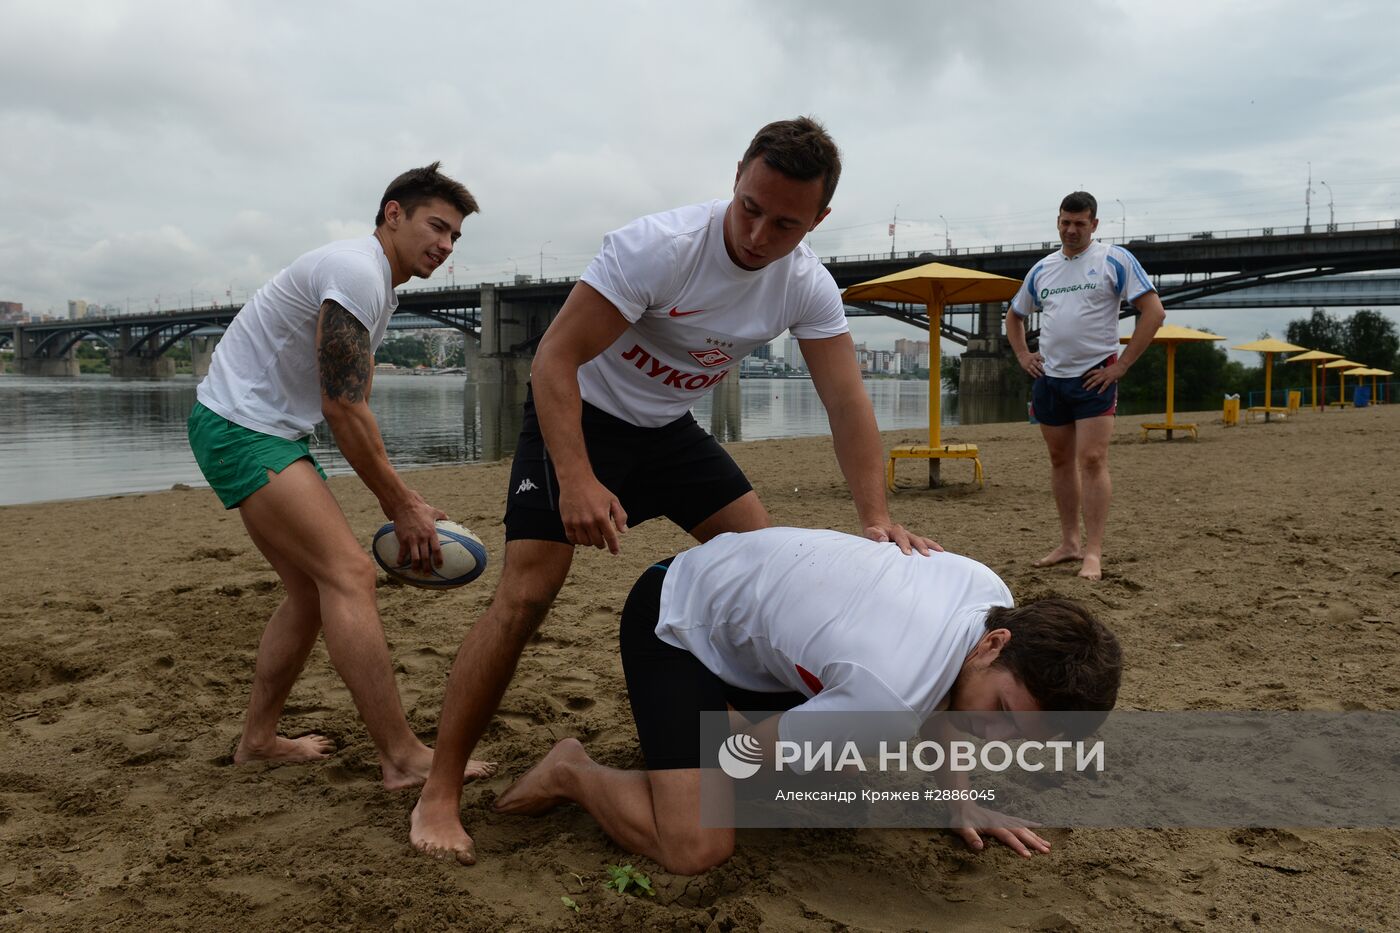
[197,236,398,439]
[656,527,1014,759]
[1008,240,1157,378]
[577,200,848,427]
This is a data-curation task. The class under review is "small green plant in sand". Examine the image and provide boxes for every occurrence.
[560,895,580,913]
[602,864,655,897]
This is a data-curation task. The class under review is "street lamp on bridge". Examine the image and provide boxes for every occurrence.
[1320,180,1334,229]
[1115,198,1126,242]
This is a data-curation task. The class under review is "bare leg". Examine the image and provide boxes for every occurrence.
[495,738,733,875]
[411,539,575,863]
[234,515,333,764]
[1033,423,1083,567]
[238,462,493,788]
[1074,415,1115,580]
[688,490,771,542]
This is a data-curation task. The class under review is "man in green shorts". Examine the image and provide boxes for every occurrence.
[188,162,493,789]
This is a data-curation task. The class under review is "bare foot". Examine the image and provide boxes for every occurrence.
[410,799,476,865]
[465,759,500,781]
[382,744,500,791]
[234,733,335,765]
[1032,544,1083,568]
[494,737,586,816]
[1077,554,1102,581]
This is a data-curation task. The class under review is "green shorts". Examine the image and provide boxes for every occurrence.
[187,402,328,509]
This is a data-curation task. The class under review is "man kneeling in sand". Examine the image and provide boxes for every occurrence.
[494,527,1122,874]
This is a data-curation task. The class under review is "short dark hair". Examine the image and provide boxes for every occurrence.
[739,116,842,213]
[1060,191,1098,219]
[985,598,1121,714]
[375,162,479,227]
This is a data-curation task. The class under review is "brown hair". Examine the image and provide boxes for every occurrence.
[740,116,842,213]
[375,162,479,227]
[1059,191,1098,219]
[985,598,1121,713]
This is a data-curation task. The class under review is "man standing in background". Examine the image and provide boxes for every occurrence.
[1005,191,1165,580]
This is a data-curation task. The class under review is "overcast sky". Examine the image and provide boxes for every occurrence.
[3,0,1398,362]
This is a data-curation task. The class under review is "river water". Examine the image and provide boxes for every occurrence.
[0,373,1031,506]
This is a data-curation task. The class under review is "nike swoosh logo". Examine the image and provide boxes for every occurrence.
[669,306,705,317]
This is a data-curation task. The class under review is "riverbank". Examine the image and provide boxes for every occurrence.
[2,405,1398,930]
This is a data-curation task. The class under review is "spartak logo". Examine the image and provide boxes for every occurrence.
[688,347,732,368]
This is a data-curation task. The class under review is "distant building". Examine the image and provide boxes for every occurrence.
[867,349,900,375]
[895,337,930,373]
[0,300,23,322]
[67,299,88,320]
[749,342,772,361]
[785,335,808,372]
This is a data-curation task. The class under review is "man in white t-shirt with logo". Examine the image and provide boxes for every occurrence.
[491,527,1123,874]
[1005,192,1166,580]
[412,117,937,862]
[188,163,494,789]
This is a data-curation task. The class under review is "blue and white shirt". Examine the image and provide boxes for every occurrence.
[1009,241,1157,378]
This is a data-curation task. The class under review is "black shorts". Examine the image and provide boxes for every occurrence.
[504,385,753,543]
[619,560,805,770]
[1031,354,1119,427]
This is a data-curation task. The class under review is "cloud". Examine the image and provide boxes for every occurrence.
[0,0,1396,336]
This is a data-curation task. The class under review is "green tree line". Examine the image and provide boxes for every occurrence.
[374,334,466,369]
[1118,308,1397,407]
[1285,308,1399,372]
[941,308,1397,407]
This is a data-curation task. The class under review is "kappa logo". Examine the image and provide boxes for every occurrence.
[669,306,706,317]
[689,347,732,368]
[515,478,539,495]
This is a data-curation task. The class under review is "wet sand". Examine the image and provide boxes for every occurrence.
[2,403,1398,931]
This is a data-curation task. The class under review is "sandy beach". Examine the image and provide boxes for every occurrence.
[2,402,1398,932]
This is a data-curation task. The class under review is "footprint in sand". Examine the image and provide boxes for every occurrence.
[192,547,242,561]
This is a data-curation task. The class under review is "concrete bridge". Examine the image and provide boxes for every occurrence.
[5,219,1398,384]
[0,302,483,378]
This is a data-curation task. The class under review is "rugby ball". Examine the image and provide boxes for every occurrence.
[372,520,488,589]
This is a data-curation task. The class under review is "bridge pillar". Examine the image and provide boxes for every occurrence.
[464,377,529,463]
[709,369,741,442]
[958,303,1021,397]
[14,325,80,377]
[110,324,176,379]
[188,336,216,379]
[477,283,561,386]
[110,355,176,379]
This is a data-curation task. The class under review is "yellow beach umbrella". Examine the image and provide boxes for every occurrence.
[843,262,1022,487]
[1322,359,1364,408]
[1284,349,1341,411]
[1231,337,1306,421]
[1119,325,1224,439]
[1374,369,1395,404]
[1347,367,1387,406]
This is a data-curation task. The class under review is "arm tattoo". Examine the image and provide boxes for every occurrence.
[318,300,372,403]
